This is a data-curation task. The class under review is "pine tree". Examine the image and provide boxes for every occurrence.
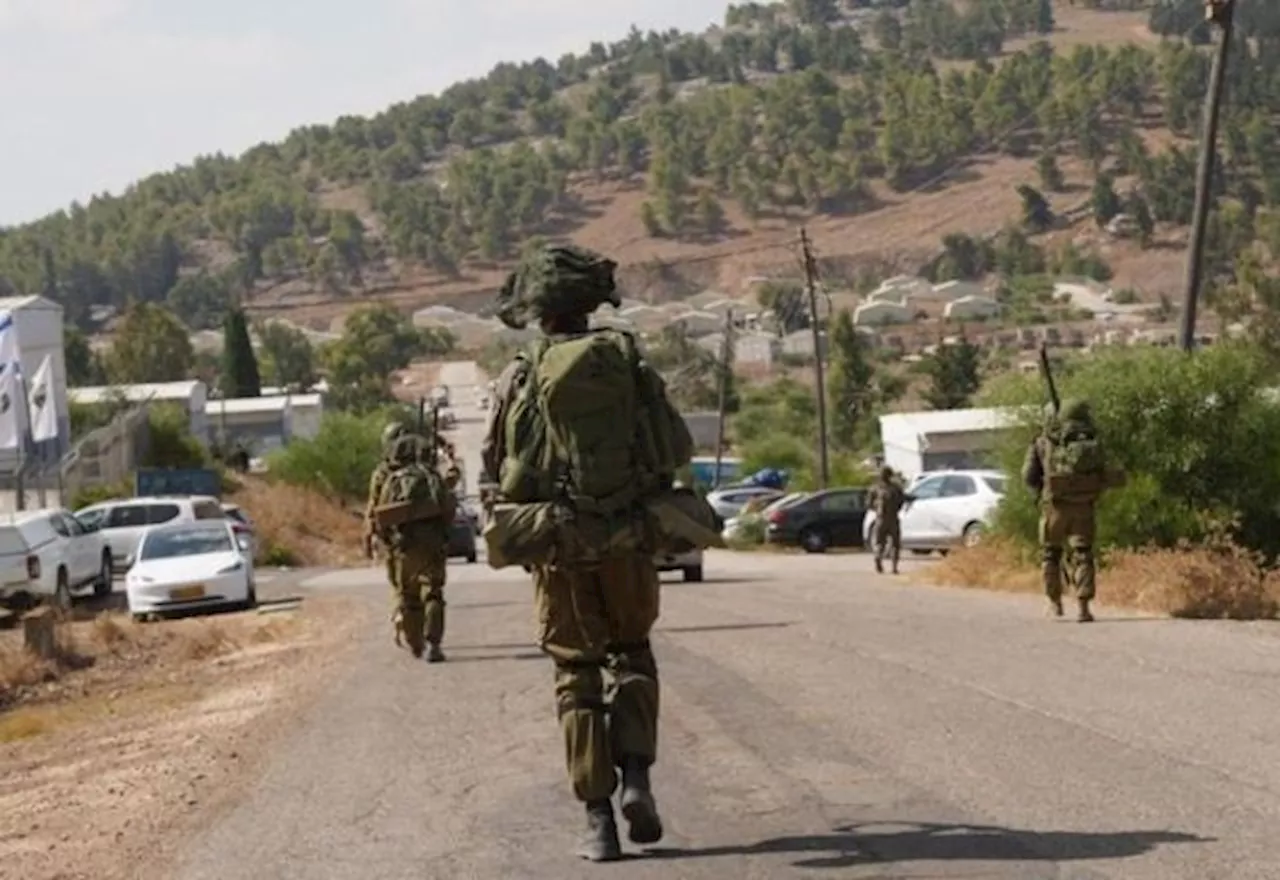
[827,309,876,450]
[220,307,262,398]
[922,336,981,410]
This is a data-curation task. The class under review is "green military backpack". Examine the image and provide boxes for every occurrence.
[374,459,454,533]
[499,328,693,507]
[1048,421,1105,478]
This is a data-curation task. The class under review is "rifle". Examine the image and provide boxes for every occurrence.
[417,396,426,434]
[1038,343,1060,416]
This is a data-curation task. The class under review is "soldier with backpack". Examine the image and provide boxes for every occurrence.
[480,244,719,862]
[371,433,456,660]
[1021,398,1123,623]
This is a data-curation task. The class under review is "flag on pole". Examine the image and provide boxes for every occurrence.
[0,365,25,450]
[28,355,57,443]
[0,309,28,450]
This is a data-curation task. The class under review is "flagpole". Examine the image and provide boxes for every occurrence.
[14,376,31,512]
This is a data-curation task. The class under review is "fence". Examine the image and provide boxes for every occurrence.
[57,403,152,506]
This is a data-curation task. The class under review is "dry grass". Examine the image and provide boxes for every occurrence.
[228,477,366,567]
[0,609,299,739]
[929,537,1280,620]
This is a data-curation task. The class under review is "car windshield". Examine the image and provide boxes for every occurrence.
[982,476,1007,495]
[140,527,234,561]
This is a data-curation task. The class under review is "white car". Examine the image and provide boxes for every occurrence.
[125,520,256,619]
[656,548,703,582]
[0,508,114,609]
[862,469,1007,553]
[74,495,229,572]
[705,486,786,521]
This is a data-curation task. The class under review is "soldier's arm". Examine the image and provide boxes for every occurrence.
[1022,440,1044,494]
[480,359,523,484]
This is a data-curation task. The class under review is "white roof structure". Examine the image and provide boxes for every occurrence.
[69,381,205,406]
[205,397,290,416]
[879,407,1022,439]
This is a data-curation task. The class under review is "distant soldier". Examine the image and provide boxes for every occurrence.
[868,467,910,574]
[373,434,455,660]
[1021,398,1123,623]
[365,421,410,643]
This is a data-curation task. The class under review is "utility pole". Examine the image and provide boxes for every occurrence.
[713,308,735,489]
[800,228,830,489]
[1179,0,1236,353]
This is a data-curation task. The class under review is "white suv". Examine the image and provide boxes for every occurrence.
[0,508,113,610]
[74,496,228,572]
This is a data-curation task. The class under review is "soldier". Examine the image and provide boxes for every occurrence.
[365,421,409,642]
[481,245,677,862]
[376,434,454,660]
[868,466,910,574]
[1021,398,1118,623]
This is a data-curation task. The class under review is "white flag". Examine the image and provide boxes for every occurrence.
[0,366,25,450]
[0,311,17,381]
[28,355,57,443]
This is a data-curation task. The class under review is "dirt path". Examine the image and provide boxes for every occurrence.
[0,591,365,880]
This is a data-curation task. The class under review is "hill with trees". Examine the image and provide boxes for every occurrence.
[3,0,1280,334]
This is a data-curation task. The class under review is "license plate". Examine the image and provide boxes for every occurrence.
[170,585,205,601]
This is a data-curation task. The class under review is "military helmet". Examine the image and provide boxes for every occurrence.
[493,244,621,329]
[880,466,894,481]
[388,434,423,466]
[1060,398,1092,422]
[382,421,408,446]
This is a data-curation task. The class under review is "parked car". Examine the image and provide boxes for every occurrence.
[705,486,787,521]
[722,491,808,544]
[0,527,38,612]
[0,508,114,609]
[656,547,702,582]
[862,469,1006,553]
[765,488,871,553]
[74,495,228,572]
[447,508,478,563]
[125,520,256,619]
[221,502,258,557]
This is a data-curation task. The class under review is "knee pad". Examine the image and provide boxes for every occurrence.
[1073,545,1094,564]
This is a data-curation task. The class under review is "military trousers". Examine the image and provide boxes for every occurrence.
[389,545,448,652]
[534,553,661,804]
[1038,500,1097,602]
[873,518,902,570]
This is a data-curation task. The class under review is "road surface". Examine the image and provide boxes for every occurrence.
[171,551,1280,880]
[171,362,1280,878]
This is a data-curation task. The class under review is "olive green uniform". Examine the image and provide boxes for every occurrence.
[483,335,664,858]
[1021,402,1112,622]
[868,473,908,574]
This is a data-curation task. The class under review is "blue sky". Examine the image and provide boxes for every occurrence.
[0,0,731,226]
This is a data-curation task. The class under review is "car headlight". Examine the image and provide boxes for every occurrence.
[217,561,244,574]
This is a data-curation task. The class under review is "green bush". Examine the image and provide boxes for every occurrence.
[267,408,407,501]
[143,403,209,469]
[979,342,1280,556]
[70,479,133,511]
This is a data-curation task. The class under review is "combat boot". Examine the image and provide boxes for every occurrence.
[873,556,883,574]
[1077,599,1094,623]
[1046,597,1064,618]
[619,757,663,845]
[576,799,622,862]
[426,642,446,663]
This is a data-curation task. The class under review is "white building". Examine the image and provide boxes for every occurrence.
[0,295,70,472]
[205,396,295,454]
[923,280,985,303]
[943,295,1003,321]
[878,406,1022,480]
[735,332,779,365]
[868,275,931,302]
[854,300,912,327]
[70,380,209,442]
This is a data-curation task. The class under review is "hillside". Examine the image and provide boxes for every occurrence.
[3,0,1280,336]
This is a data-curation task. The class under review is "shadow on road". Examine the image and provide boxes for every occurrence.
[647,821,1210,869]
[453,601,522,611]
[658,622,793,635]
[445,651,544,663]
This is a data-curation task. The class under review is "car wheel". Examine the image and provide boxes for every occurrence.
[93,551,113,598]
[683,565,704,583]
[52,568,71,614]
[245,578,258,610]
[800,528,829,554]
[962,521,985,548]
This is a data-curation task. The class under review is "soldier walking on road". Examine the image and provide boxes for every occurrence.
[868,467,910,574]
[481,244,698,862]
[365,421,409,642]
[1021,399,1122,623]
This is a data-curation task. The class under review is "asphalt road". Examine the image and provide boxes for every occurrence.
[169,362,1280,878]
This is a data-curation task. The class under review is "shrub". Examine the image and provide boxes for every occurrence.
[267,409,401,501]
[979,342,1280,556]
[143,403,209,469]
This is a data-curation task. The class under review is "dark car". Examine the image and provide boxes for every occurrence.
[447,508,478,563]
[764,488,870,553]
